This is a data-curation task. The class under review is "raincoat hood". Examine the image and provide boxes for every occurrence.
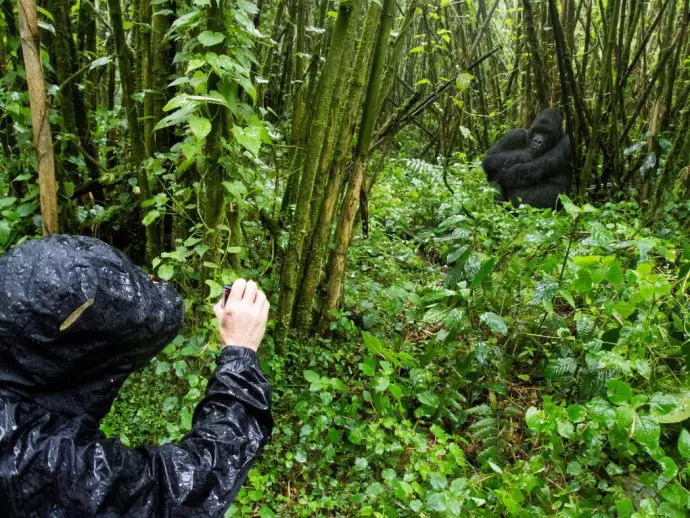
[0,234,184,420]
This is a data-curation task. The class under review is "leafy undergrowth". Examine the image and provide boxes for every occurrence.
[104,157,690,517]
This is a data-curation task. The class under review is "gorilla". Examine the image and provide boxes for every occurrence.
[482,109,572,209]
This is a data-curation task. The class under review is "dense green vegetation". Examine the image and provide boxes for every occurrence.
[1,0,689,516]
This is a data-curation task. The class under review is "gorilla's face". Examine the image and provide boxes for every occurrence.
[527,109,564,157]
[529,132,548,155]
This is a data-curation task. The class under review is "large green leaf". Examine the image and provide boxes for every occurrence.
[678,429,690,458]
[188,116,212,141]
[479,312,507,335]
[633,415,660,449]
[198,31,225,47]
[607,379,632,405]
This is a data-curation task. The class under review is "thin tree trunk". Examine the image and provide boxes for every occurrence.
[47,0,102,191]
[108,0,158,260]
[522,0,549,108]
[580,0,621,195]
[18,0,59,235]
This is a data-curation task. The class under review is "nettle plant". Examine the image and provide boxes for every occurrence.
[144,0,272,282]
[422,195,689,511]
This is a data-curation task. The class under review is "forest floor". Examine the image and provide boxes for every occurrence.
[104,156,690,517]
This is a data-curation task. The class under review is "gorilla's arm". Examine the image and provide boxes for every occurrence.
[482,129,532,182]
[496,135,571,188]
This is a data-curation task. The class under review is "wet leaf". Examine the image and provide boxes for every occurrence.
[60,299,94,332]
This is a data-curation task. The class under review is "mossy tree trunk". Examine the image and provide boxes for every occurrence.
[107,0,159,261]
[276,0,361,344]
[280,0,306,219]
[47,0,101,191]
[321,0,396,323]
[294,1,382,333]
[77,0,98,112]
[521,0,549,110]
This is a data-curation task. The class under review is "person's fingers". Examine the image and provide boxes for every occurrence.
[244,280,258,303]
[256,290,267,307]
[261,298,270,322]
[228,279,247,304]
[213,300,224,319]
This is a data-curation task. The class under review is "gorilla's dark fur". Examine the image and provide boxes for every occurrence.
[482,109,572,209]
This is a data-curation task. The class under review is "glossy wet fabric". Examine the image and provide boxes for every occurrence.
[0,235,272,517]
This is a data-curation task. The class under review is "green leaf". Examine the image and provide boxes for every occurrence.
[188,116,212,141]
[488,460,503,474]
[658,456,677,480]
[294,450,307,463]
[560,195,579,219]
[198,31,225,47]
[154,105,196,131]
[231,124,263,156]
[616,498,633,518]
[607,261,624,285]
[650,393,677,416]
[429,472,447,490]
[678,428,690,458]
[418,391,440,409]
[222,180,248,200]
[87,56,112,71]
[479,312,508,335]
[607,379,633,405]
[303,370,320,383]
[426,493,446,512]
[374,377,389,392]
[447,246,469,264]
[455,72,474,92]
[0,220,12,246]
[470,258,497,290]
[155,361,171,375]
[567,404,586,423]
[633,415,660,449]
[362,331,387,358]
[158,264,175,281]
[656,392,690,423]
[205,280,223,299]
[366,482,383,496]
[142,209,162,227]
[63,182,75,198]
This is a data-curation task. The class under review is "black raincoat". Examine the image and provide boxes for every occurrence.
[0,235,272,517]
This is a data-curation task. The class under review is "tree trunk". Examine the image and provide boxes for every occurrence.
[294,0,379,332]
[522,0,549,109]
[47,0,101,191]
[18,0,59,235]
[276,0,361,343]
[107,0,158,261]
[321,0,396,324]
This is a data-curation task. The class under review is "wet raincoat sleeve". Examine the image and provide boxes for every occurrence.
[71,346,270,517]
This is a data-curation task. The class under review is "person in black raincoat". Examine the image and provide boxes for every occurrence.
[0,235,273,517]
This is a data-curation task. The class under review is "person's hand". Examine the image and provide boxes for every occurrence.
[213,279,269,352]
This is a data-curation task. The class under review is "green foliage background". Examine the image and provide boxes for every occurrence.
[1,0,689,516]
[99,159,690,517]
